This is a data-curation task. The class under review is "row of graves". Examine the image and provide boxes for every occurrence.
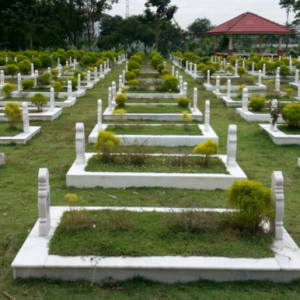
[0,55,126,145]
[11,53,300,284]
[172,54,300,146]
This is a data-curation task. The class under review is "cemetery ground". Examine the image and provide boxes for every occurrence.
[1,61,300,299]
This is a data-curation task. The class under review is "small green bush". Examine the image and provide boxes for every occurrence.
[161,69,169,75]
[18,59,31,74]
[157,64,164,73]
[37,72,50,86]
[226,180,273,233]
[5,64,19,78]
[22,79,34,90]
[130,55,143,65]
[4,103,22,129]
[161,75,179,92]
[68,77,77,90]
[237,66,246,76]
[126,79,139,86]
[3,83,16,97]
[31,93,48,111]
[95,131,120,163]
[39,54,53,68]
[249,97,266,112]
[282,103,300,128]
[177,97,190,107]
[202,65,216,76]
[51,69,59,79]
[151,55,163,69]
[74,70,85,81]
[128,60,141,73]
[192,139,218,165]
[115,93,127,106]
[51,81,62,96]
[280,65,290,77]
[283,88,294,98]
[125,71,136,81]
[31,57,42,69]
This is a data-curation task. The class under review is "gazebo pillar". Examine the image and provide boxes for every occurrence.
[214,35,218,51]
[228,35,233,54]
[278,36,284,56]
[258,35,263,52]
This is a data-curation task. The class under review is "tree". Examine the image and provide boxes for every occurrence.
[143,0,178,52]
[187,18,213,42]
[279,0,295,23]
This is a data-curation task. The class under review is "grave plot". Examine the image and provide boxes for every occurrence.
[0,102,40,144]
[12,168,300,283]
[89,99,217,146]
[68,122,244,189]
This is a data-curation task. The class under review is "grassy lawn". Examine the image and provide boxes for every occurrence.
[85,154,227,174]
[1,61,300,298]
[115,104,190,113]
[277,125,300,134]
[0,124,22,136]
[49,210,273,258]
[126,97,177,103]
[105,124,202,135]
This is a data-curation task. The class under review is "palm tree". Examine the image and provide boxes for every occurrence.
[279,0,295,23]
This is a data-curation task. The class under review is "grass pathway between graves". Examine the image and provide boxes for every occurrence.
[0,61,300,299]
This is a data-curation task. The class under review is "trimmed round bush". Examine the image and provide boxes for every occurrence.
[39,54,53,68]
[5,64,19,77]
[31,57,42,69]
[177,97,190,108]
[237,66,246,76]
[128,60,141,73]
[161,75,179,92]
[157,64,164,73]
[280,65,290,77]
[130,55,143,65]
[249,97,266,112]
[22,79,34,90]
[192,139,218,164]
[18,59,31,74]
[151,55,163,69]
[202,65,216,76]
[74,70,85,81]
[37,73,50,86]
[51,81,63,94]
[3,83,16,97]
[31,93,48,111]
[226,180,273,233]
[115,93,127,106]
[68,77,77,90]
[282,103,300,128]
[125,71,136,81]
[161,69,169,75]
[126,79,139,86]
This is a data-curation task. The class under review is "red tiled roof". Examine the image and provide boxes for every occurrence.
[206,12,293,35]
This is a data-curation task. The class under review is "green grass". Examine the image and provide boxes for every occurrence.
[0,123,22,136]
[115,104,190,114]
[49,210,273,258]
[85,154,227,174]
[1,60,300,298]
[126,97,177,103]
[277,125,300,134]
[105,124,202,135]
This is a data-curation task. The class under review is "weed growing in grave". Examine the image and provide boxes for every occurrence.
[192,139,218,165]
[112,109,126,126]
[4,103,22,129]
[95,131,120,163]
[226,180,273,234]
[181,111,193,130]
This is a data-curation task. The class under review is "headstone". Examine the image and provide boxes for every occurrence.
[275,74,280,92]
[194,64,197,76]
[258,70,262,85]
[262,63,266,76]
[17,73,22,91]
[34,70,38,87]
[38,168,51,237]
[193,87,197,112]
[227,79,231,100]
[215,76,220,93]
[75,122,85,164]
[251,62,255,73]
[242,88,248,112]
[77,74,81,91]
[97,99,102,131]
[179,76,183,92]
[207,70,210,85]
[100,65,103,78]
[31,63,34,76]
[0,70,4,86]
[22,102,30,134]
[50,87,55,111]
[183,82,188,97]
[295,69,299,84]
[94,67,98,80]
[108,87,112,111]
[67,80,72,101]
[204,100,210,132]
[118,75,123,92]
[87,70,91,85]
[176,70,179,79]
[226,124,237,167]
[271,171,284,240]
[58,64,62,77]
[172,66,175,76]
[112,81,116,103]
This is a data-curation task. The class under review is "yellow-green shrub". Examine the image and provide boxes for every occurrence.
[3,83,16,97]
[226,180,273,233]
[4,103,22,129]
[192,139,218,165]
[95,131,120,162]
[282,103,300,128]
[249,97,266,112]
[177,97,190,107]
[115,93,127,106]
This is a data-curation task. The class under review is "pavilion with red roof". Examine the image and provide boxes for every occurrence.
[206,12,293,56]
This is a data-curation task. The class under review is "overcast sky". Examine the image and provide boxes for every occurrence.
[109,0,293,29]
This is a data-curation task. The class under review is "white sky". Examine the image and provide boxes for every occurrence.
[109,0,294,29]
